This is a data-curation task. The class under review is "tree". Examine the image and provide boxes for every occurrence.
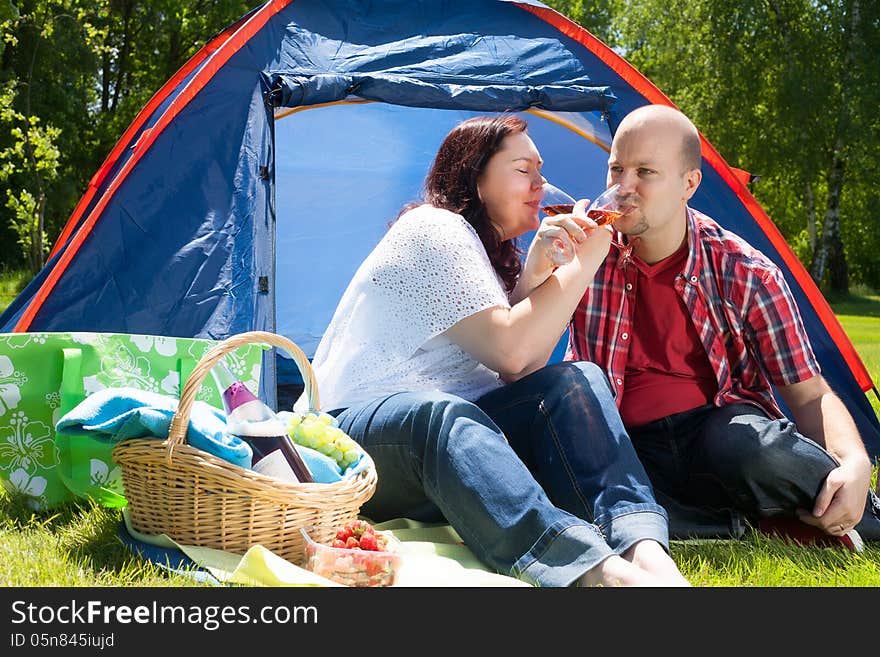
[0,0,253,272]
[0,81,60,273]
[550,0,880,293]
[543,0,617,41]
[0,1,88,274]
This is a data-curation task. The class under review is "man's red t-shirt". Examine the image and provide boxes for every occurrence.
[620,243,719,428]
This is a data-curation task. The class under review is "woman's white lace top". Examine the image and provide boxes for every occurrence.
[298,204,510,411]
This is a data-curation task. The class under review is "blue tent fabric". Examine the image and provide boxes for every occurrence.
[2,0,877,456]
[267,73,616,112]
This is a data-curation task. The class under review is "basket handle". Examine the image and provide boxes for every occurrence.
[166,331,319,452]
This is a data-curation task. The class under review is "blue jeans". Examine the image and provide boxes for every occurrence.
[332,361,669,587]
[628,403,880,540]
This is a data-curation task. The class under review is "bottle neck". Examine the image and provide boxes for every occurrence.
[223,381,259,414]
[210,360,258,413]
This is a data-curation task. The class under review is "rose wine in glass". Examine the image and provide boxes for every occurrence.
[540,182,578,265]
[540,182,632,267]
[586,184,624,226]
[541,182,576,217]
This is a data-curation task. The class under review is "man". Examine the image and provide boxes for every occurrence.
[567,104,880,548]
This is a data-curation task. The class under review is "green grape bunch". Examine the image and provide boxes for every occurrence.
[282,412,363,470]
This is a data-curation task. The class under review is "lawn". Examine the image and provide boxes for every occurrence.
[1,286,879,586]
[828,292,880,419]
[0,268,29,312]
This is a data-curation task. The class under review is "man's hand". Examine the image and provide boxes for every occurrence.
[778,375,872,535]
[797,457,872,535]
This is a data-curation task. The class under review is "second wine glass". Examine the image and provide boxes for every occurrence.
[585,183,624,225]
[539,181,631,267]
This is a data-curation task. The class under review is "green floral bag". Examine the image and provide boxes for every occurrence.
[0,332,265,510]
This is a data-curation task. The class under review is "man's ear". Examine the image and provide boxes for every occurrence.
[683,168,702,202]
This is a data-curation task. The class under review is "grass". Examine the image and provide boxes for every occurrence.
[673,536,880,586]
[0,278,879,587]
[827,291,880,418]
[0,495,206,587]
[0,267,29,312]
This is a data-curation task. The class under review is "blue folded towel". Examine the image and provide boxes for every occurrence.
[294,443,370,483]
[55,387,252,469]
[56,387,371,483]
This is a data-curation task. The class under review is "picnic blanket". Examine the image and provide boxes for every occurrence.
[120,509,530,588]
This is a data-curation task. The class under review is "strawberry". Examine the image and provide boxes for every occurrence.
[345,536,360,549]
[332,539,347,549]
[359,532,379,551]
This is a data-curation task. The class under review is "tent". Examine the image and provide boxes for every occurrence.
[2,0,878,456]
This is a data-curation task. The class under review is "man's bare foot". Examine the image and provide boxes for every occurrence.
[577,555,672,587]
[622,539,691,587]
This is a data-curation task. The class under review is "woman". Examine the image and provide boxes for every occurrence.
[300,115,689,587]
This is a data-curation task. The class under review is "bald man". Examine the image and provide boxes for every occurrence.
[567,104,880,549]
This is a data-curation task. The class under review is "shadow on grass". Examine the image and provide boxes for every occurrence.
[0,491,200,584]
[825,291,880,317]
[0,490,93,529]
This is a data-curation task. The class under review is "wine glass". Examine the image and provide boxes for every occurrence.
[540,182,578,265]
[541,182,577,218]
[540,181,631,266]
[585,183,625,226]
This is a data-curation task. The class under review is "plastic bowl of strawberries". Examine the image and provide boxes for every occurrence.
[301,520,402,587]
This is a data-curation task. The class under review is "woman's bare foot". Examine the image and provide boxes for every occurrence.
[622,539,691,586]
[576,555,672,587]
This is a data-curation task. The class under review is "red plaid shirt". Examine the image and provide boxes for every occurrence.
[566,207,821,420]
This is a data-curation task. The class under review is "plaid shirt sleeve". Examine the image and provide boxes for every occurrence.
[744,265,821,385]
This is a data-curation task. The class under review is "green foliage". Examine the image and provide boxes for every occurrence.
[0,80,61,273]
[790,228,813,269]
[542,0,617,42]
[0,0,253,270]
[547,0,880,291]
[0,266,28,309]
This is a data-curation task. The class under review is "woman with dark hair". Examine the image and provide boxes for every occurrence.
[298,115,688,587]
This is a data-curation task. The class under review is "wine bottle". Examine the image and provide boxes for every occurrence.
[210,359,314,483]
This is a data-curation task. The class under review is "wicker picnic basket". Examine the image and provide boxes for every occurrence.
[112,331,377,563]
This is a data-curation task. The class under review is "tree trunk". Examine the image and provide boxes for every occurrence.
[111,1,134,113]
[167,20,183,79]
[101,49,111,112]
[805,182,816,252]
[810,144,848,293]
[30,191,46,275]
[808,0,860,294]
